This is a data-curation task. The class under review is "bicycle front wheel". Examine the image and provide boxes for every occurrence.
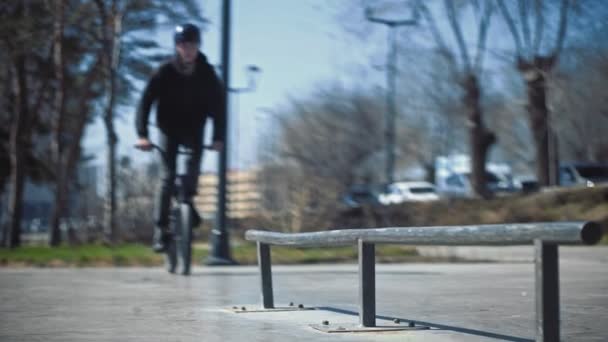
[176,202,193,275]
[164,208,179,274]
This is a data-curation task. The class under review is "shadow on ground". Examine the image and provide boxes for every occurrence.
[318,306,534,342]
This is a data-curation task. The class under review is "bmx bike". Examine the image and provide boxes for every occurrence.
[136,143,210,275]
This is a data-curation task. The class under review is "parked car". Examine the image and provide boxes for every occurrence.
[435,154,517,198]
[378,181,439,205]
[559,163,608,187]
[341,185,382,208]
[439,171,517,198]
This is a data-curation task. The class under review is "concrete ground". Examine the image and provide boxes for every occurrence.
[417,245,608,263]
[0,246,607,342]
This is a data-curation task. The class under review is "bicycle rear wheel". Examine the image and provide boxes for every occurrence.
[176,202,193,275]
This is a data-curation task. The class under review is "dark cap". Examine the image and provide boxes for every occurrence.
[174,23,200,44]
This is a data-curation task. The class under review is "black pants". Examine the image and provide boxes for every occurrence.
[154,132,202,229]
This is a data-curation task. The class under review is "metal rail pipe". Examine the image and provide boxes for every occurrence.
[245,221,602,247]
[245,221,604,341]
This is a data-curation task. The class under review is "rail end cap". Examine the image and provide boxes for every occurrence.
[581,221,604,245]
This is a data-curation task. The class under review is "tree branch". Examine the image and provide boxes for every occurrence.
[418,1,452,63]
[497,0,523,58]
[532,0,544,55]
[474,1,495,75]
[471,0,482,19]
[552,0,570,57]
[518,0,532,54]
[445,0,471,73]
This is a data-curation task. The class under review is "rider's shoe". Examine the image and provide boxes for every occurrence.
[152,227,171,253]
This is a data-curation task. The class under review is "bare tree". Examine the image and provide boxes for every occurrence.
[116,156,156,242]
[6,51,28,248]
[1,0,203,247]
[483,79,536,175]
[94,0,123,245]
[1,2,55,247]
[0,1,105,248]
[49,0,67,246]
[331,1,474,185]
[497,0,572,186]
[416,0,497,198]
[92,0,203,245]
[550,46,608,163]
[258,85,385,232]
[395,49,470,182]
[48,0,105,247]
[550,3,608,163]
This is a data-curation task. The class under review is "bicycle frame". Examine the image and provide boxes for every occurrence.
[135,142,212,275]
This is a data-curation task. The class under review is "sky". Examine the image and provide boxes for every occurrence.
[81,0,556,175]
[83,0,368,173]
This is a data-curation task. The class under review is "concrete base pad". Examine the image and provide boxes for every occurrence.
[311,322,430,333]
[229,305,316,313]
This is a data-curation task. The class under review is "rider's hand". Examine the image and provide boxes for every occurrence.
[211,141,224,152]
[135,137,153,151]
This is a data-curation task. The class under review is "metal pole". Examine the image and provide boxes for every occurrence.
[385,26,397,185]
[535,239,560,342]
[548,114,559,186]
[207,0,235,265]
[365,11,418,185]
[358,240,376,327]
[257,242,274,309]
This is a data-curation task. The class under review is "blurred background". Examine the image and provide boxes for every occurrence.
[1,0,607,260]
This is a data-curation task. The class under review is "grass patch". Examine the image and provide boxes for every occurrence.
[0,244,163,267]
[0,242,422,267]
[5,187,606,266]
[230,243,420,265]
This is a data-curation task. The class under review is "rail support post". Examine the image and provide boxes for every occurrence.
[535,239,560,342]
[359,240,376,327]
[257,242,274,309]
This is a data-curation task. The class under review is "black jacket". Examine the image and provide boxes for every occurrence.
[136,53,225,142]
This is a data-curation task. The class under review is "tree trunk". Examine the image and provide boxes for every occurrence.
[1,181,7,246]
[49,0,66,246]
[102,10,123,245]
[48,0,100,246]
[519,56,556,187]
[423,163,436,184]
[102,48,118,244]
[104,125,117,244]
[49,175,67,246]
[0,185,6,247]
[463,74,495,199]
[6,56,28,248]
[50,119,88,246]
[7,150,25,248]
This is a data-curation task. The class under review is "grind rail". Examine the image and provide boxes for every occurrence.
[245,221,604,341]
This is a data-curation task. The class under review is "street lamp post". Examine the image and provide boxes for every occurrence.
[365,4,419,186]
[207,0,261,265]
